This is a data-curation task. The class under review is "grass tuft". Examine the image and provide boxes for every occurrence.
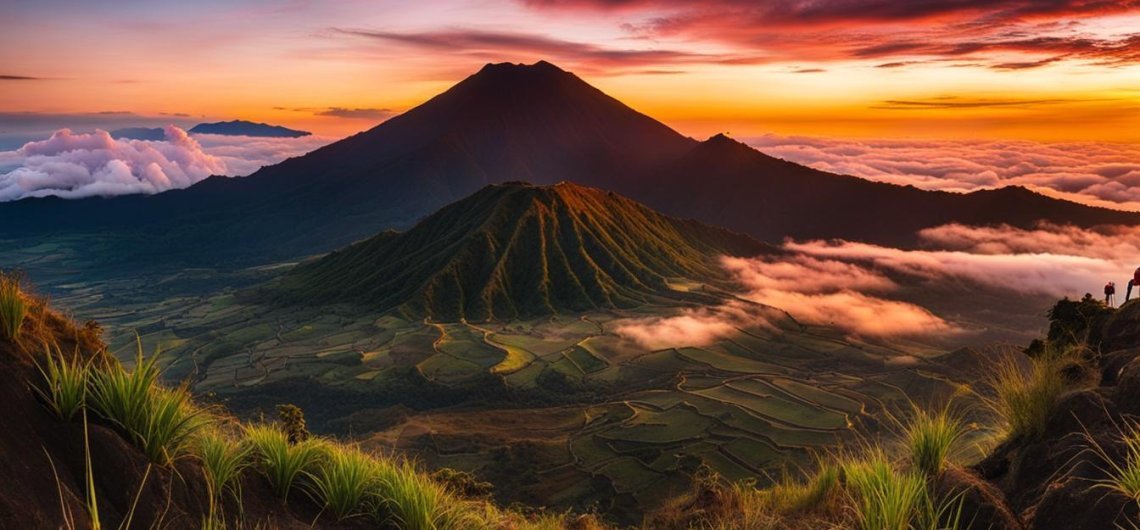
[371,459,473,530]
[902,404,968,476]
[87,341,211,464]
[305,442,375,520]
[244,424,324,501]
[765,464,840,514]
[195,429,251,514]
[0,274,27,340]
[985,346,1071,441]
[841,451,928,530]
[35,344,90,421]
[1085,418,1140,503]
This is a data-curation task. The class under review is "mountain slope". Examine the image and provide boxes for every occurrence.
[645,134,1140,245]
[2,61,1138,270]
[274,182,771,320]
[0,61,695,265]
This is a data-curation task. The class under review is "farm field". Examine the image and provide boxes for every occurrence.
[1,241,976,520]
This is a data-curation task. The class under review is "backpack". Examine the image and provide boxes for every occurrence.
[1135,267,1140,284]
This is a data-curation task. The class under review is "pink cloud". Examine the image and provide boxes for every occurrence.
[612,302,770,350]
[721,255,956,337]
[0,127,332,201]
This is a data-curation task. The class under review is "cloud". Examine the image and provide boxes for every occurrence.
[521,0,1140,69]
[613,253,956,348]
[0,75,43,81]
[613,302,775,350]
[786,234,1136,299]
[191,133,334,176]
[329,27,768,72]
[0,127,333,201]
[721,255,957,337]
[314,107,394,120]
[745,134,1140,211]
[917,222,1140,261]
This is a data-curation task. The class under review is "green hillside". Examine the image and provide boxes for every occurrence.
[274,181,772,321]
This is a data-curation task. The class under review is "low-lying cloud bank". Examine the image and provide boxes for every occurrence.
[747,135,1140,212]
[615,222,1140,348]
[0,127,331,201]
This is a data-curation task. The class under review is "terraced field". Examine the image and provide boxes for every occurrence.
[3,247,972,520]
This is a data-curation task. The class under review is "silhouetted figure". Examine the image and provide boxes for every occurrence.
[1106,282,1116,307]
[1128,267,1140,303]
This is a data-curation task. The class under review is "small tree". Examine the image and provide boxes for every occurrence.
[276,403,309,444]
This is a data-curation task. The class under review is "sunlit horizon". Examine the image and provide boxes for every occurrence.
[3,0,1139,143]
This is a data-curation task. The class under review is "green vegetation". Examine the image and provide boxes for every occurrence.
[275,403,309,444]
[0,274,27,340]
[35,344,89,420]
[305,443,374,519]
[985,346,1072,441]
[244,424,324,501]
[1085,419,1140,504]
[841,452,930,530]
[900,405,967,476]
[195,429,251,521]
[764,465,840,514]
[87,342,211,464]
[372,459,473,530]
[276,182,768,320]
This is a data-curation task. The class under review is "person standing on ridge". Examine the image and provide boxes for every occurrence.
[1128,266,1140,303]
[1106,281,1116,307]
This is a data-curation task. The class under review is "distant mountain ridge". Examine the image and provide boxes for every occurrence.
[1,60,1137,269]
[274,181,771,320]
[188,120,310,137]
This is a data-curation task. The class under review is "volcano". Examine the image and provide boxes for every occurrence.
[274,181,770,320]
[2,61,1137,268]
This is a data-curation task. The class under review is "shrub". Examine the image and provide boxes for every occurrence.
[0,274,27,340]
[35,344,89,420]
[305,443,375,520]
[902,405,968,476]
[244,424,324,500]
[87,343,210,464]
[275,403,309,444]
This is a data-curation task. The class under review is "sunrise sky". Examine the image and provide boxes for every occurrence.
[3,0,1139,143]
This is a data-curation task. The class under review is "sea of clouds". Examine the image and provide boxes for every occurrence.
[748,135,1140,212]
[615,222,1140,348]
[0,126,332,201]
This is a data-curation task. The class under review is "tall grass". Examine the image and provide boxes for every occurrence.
[196,429,251,518]
[305,443,375,519]
[765,464,840,514]
[371,459,473,530]
[986,347,1069,441]
[1084,418,1140,503]
[901,405,968,476]
[842,452,929,530]
[35,344,89,420]
[0,274,27,340]
[87,342,211,464]
[244,424,324,501]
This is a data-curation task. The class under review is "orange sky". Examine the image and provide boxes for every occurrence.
[2,0,1139,142]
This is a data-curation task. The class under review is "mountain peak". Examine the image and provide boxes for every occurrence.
[275,182,769,320]
[477,60,565,75]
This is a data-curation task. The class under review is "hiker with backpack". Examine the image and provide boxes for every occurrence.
[1128,267,1140,303]
[1106,282,1116,307]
